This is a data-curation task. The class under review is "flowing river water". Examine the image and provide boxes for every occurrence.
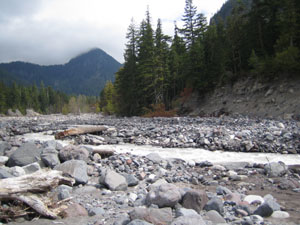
[22,132,300,165]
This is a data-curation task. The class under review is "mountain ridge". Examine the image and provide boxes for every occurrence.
[210,0,252,24]
[0,48,122,96]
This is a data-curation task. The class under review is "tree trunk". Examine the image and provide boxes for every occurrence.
[55,126,108,139]
[0,169,75,219]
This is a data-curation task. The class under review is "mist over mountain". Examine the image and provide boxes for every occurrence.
[0,48,122,96]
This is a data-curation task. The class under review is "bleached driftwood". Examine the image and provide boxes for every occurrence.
[1,194,58,219]
[0,169,74,194]
[55,126,108,139]
[0,169,75,219]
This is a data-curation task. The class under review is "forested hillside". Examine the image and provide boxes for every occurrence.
[101,0,300,116]
[210,0,252,24]
[0,48,121,96]
[0,81,100,115]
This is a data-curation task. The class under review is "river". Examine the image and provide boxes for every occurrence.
[22,132,300,165]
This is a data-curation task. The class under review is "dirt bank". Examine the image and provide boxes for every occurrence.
[182,76,300,120]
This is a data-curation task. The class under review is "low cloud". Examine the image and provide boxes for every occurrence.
[0,0,226,65]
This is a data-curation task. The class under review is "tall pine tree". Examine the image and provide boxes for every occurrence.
[154,19,171,107]
[169,23,186,99]
[136,9,155,113]
[115,19,139,116]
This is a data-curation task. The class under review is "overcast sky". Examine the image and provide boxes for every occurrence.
[0,0,227,65]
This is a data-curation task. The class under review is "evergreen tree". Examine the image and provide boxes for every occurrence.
[192,13,207,89]
[114,19,139,116]
[68,96,78,114]
[100,81,116,115]
[180,0,208,88]
[136,9,155,113]
[169,23,186,98]
[39,81,49,113]
[31,84,40,112]
[112,0,300,117]
[275,0,297,49]
[226,2,248,74]
[0,82,7,113]
[154,19,171,106]
[0,81,72,115]
[20,86,30,114]
[181,0,197,49]
[9,82,21,110]
[273,0,300,73]
[248,0,280,57]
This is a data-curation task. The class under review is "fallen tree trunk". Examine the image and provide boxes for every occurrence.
[0,169,75,219]
[55,126,108,139]
[0,169,74,194]
[2,194,58,219]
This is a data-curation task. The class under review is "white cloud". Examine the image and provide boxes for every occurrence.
[0,0,226,65]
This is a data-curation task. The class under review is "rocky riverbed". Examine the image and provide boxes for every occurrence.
[0,114,300,225]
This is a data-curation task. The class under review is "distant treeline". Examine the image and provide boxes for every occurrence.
[0,81,100,115]
[100,0,300,116]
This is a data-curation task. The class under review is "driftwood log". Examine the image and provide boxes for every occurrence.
[0,169,75,219]
[55,126,108,139]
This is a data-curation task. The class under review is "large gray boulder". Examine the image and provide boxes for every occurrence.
[216,186,232,196]
[206,210,226,224]
[222,162,250,170]
[42,140,63,151]
[0,141,11,156]
[204,197,224,215]
[23,162,41,174]
[59,145,89,162]
[181,190,208,213]
[129,207,173,225]
[7,142,42,167]
[147,179,168,191]
[7,109,22,117]
[253,203,273,217]
[88,207,105,216]
[56,185,72,200]
[0,167,13,179]
[175,208,198,217]
[171,215,206,225]
[127,219,153,225]
[41,147,60,168]
[55,160,88,184]
[26,109,40,117]
[264,162,288,177]
[100,169,128,191]
[253,195,281,218]
[145,183,182,208]
[0,156,9,166]
[9,166,25,177]
[60,203,88,218]
[264,194,281,211]
[122,173,139,187]
[145,153,163,164]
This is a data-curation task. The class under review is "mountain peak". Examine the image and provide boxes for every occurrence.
[68,48,114,64]
[0,48,122,96]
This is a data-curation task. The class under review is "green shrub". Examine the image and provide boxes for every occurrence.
[274,46,300,73]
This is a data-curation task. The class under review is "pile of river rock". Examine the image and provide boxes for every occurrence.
[0,114,300,225]
[1,114,300,154]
